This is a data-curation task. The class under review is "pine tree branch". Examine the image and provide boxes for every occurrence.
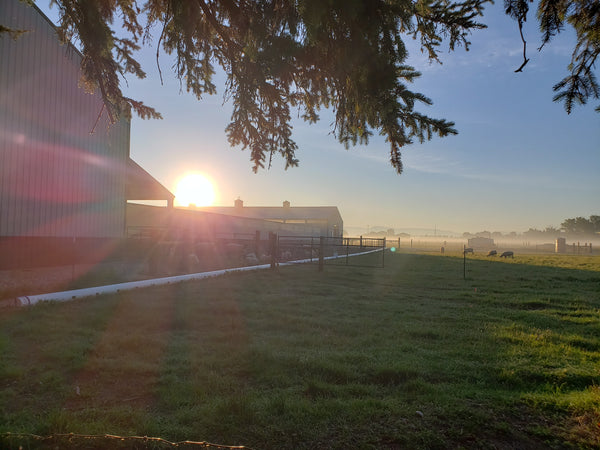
[514,10,529,72]
[194,0,243,54]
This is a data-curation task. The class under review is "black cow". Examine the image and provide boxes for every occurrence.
[500,251,514,258]
[487,250,497,256]
[464,248,474,254]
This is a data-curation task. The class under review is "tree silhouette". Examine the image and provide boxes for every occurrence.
[2,0,491,173]
[2,0,596,172]
[561,216,599,234]
[504,0,599,113]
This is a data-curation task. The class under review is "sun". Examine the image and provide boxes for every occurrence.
[174,173,216,207]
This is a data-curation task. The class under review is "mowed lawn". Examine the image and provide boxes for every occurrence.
[1,252,599,449]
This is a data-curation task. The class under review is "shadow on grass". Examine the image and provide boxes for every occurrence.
[0,252,598,448]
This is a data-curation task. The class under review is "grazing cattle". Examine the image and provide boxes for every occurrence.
[500,251,514,258]
[464,248,474,254]
[487,250,497,257]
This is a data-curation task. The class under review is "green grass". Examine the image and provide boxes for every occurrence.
[1,251,599,449]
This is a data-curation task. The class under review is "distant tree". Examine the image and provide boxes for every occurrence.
[561,216,598,234]
[504,0,600,113]
[577,216,596,234]
[544,226,561,235]
[524,227,544,238]
[590,215,600,232]
[561,218,577,233]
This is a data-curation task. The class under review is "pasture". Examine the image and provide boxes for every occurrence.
[1,251,599,449]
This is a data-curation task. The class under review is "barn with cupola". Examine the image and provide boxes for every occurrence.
[196,199,343,238]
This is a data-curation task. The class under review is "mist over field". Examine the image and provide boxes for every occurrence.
[346,222,600,255]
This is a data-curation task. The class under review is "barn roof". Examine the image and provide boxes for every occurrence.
[126,159,174,206]
[195,204,343,223]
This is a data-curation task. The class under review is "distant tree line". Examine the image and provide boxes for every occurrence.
[560,215,600,235]
[463,215,600,239]
[366,229,411,238]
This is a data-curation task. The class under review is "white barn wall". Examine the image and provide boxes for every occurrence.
[0,0,129,239]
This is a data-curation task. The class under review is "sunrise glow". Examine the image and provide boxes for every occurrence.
[174,173,216,207]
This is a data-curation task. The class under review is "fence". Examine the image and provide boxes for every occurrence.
[384,237,599,256]
[277,235,386,269]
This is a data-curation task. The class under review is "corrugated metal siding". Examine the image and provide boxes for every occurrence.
[0,0,129,238]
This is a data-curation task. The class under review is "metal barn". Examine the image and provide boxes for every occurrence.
[0,1,171,268]
[197,200,344,238]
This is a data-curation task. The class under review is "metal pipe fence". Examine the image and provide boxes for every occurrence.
[277,235,386,268]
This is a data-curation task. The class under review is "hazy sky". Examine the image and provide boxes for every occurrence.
[38,2,599,234]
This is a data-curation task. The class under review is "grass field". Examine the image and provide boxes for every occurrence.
[1,251,599,449]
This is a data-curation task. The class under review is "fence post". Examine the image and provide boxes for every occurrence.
[382,237,386,268]
[346,238,349,265]
[270,232,278,269]
[463,244,466,280]
[319,236,324,272]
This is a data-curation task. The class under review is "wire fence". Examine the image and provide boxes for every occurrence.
[1,432,252,449]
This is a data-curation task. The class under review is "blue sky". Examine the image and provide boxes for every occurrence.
[38,2,599,234]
